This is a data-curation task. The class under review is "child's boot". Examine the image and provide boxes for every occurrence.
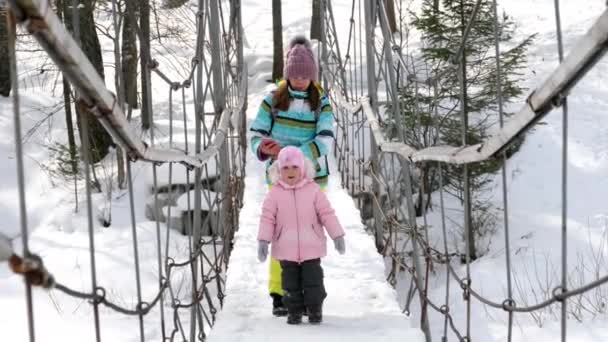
[271,293,288,317]
[307,305,322,324]
[286,310,303,325]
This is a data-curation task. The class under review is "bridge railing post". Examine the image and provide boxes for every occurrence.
[364,0,383,255]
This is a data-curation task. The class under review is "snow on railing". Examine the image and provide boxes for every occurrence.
[9,0,230,169]
[353,8,608,165]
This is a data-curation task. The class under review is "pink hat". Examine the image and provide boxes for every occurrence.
[277,146,305,170]
[284,36,318,82]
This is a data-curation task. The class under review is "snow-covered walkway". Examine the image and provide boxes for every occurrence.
[206,100,423,341]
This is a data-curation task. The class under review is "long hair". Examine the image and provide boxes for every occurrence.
[273,80,321,112]
[267,157,317,185]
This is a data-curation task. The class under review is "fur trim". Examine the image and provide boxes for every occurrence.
[302,157,317,180]
[268,157,317,185]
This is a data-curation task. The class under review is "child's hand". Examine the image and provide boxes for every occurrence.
[333,236,345,255]
[258,240,270,262]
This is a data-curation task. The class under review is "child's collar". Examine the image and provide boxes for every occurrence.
[277,177,313,190]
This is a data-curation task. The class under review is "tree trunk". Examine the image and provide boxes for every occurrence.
[310,0,322,41]
[116,147,126,189]
[415,166,426,217]
[65,0,113,164]
[386,0,398,33]
[459,0,476,261]
[122,0,139,109]
[57,0,80,209]
[64,78,80,199]
[140,0,152,129]
[0,7,11,97]
[271,0,283,82]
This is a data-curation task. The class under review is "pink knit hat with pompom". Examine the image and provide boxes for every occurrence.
[284,36,318,82]
[277,146,305,170]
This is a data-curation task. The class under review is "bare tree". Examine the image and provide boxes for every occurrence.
[57,0,79,206]
[310,0,321,41]
[122,0,138,111]
[386,0,398,33]
[271,0,283,82]
[0,6,11,97]
[65,0,113,164]
[140,0,152,129]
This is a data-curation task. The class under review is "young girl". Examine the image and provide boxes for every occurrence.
[257,146,346,325]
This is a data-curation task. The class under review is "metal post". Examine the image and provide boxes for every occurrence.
[236,0,248,192]
[7,8,36,342]
[209,0,226,112]
[236,0,244,77]
[320,0,327,89]
[399,158,433,342]
[364,0,384,253]
[70,1,102,339]
[377,0,406,142]
[325,0,349,101]
[209,0,230,241]
[553,0,568,341]
[190,0,206,339]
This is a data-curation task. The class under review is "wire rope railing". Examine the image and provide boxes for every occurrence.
[320,1,608,341]
[4,0,247,341]
[5,0,608,341]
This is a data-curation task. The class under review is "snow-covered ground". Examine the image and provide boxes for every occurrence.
[211,1,421,339]
[206,118,423,341]
[1,0,608,341]
[403,1,608,341]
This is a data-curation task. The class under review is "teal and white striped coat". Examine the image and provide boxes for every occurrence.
[250,87,334,187]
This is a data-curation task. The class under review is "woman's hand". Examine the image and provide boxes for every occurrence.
[260,139,281,159]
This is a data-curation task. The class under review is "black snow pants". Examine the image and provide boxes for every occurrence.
[279,258,327,313]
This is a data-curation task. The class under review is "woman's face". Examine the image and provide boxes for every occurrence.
[289,77,311,91]
[280,165,301,185]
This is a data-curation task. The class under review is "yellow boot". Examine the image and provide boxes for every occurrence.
[269,257,287,316]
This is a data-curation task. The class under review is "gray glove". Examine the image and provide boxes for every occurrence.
[258,240,269,262]
[333,236,345,255]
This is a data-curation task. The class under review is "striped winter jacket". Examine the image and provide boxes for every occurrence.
[250,86,335,186]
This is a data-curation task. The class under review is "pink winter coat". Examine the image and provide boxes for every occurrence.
[257,178,345,263]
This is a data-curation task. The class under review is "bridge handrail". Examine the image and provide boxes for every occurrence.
[9,0,249,169]
[330,8,608,166]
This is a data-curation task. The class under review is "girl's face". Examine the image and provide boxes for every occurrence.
[280,165,301,185]
[289,77,311,91]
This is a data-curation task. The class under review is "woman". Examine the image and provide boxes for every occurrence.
[249,35,335,316]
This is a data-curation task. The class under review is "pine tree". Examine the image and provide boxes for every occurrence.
[403,0,534,257]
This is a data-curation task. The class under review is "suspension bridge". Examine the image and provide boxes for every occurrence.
[2,0,608,341]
